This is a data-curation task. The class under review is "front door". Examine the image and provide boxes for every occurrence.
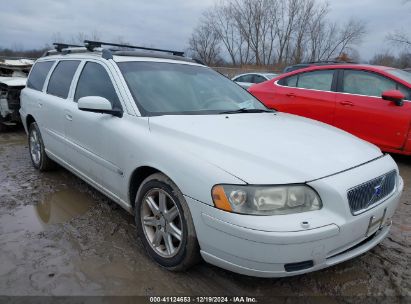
[64,61,125,195]
[334,69,411,150]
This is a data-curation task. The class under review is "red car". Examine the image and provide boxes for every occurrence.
[249,64,411,155]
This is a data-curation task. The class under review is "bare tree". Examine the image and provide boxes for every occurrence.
[189,22,221,65]
[388,31,411,48]
[189,0,366,66]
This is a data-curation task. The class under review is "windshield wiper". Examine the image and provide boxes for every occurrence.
[219,108,275,114]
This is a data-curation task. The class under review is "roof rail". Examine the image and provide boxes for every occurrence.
[84,40,184,56]
[53,43,82,52]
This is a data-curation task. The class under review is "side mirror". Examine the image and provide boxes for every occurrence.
[78,96,123,117]
[381,90,405,106]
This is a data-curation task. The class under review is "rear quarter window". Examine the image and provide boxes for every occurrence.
[27,61,55,91]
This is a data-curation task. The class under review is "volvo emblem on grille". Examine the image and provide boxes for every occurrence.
[374,184,382,197]
[369,176,386,206]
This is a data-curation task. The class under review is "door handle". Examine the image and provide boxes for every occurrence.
[286,93,296,98]
[340,101,354,106]
[38,103,43,108]
[65,114,73,121]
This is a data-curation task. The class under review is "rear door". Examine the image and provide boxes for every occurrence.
[43,60,80,158]
[334,69,411,150]
[273,69,337,125]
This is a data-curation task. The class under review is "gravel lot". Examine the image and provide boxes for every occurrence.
[0,128,410,298]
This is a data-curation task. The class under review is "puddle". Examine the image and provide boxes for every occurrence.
[0,190,95,234]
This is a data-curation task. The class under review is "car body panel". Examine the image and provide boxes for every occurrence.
[250,64,411,155]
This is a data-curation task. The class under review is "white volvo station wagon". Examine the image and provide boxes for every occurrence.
[20,41,403,277]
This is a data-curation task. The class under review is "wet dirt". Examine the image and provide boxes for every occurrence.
[0,129,410,297]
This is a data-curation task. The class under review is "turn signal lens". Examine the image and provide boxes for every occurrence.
[211,185,232,212]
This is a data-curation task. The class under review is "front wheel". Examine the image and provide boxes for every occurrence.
[135,173,200,271]
[28,122,56,171]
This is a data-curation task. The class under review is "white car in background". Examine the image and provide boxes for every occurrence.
[20,41,402,277]
[0,58,34,130]
[232,72,278,89]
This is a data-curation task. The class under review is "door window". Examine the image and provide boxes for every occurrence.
[342,70,409,99]
[47,60,80,99]
[235,75,253,83]
[283,70,334,91]
[74,62,121,108]
[297,70,334,91]
[343,70,393,97]
[27,61,55,91]
[253,75,266,84]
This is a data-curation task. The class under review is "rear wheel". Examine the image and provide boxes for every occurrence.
[28,122,56,171]
[135,173,200,271]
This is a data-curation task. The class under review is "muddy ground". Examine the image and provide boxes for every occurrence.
[0,128,410,298]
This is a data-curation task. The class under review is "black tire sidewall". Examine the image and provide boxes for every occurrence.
[135,179,190,269]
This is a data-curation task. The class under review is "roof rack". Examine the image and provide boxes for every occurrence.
[53,43,82,52]
[84,40,184,56]
[43,41,204,65]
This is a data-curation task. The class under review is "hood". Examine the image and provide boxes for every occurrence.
[0,76,27,87]
[149,112,382,184]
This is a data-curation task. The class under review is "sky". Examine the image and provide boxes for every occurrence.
[1,0,410,61]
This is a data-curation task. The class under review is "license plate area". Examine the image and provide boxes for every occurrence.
[364,207,391,237]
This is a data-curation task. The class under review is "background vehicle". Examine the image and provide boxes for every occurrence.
[0,58,34,130]
[20,42,402,278]
[249,64,411,155]
[232,72,278,89]
[283,61,358,73]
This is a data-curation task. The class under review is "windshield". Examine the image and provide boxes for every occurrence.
[118,62,268,116]
[386,69,411,84]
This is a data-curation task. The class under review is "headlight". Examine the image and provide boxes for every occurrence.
[212,184,322,215]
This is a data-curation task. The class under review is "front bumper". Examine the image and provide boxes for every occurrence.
[186,155,403,277]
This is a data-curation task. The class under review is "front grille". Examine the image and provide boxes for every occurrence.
[347,170,397,215]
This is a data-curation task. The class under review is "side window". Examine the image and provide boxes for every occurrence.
[236,75,253,83]
[74,62,121,108]
[342,70,397,97]
[297,70,334,91]
[47,60,80,99]
[284,75,298,87]
[397,85,411,101]
[253,75,266,84]
[27,61,55,91]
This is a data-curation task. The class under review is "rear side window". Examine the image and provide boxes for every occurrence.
[282,70,334,91]
[27,61,55,91]
[47,60,80,99]
[74,62,121,108]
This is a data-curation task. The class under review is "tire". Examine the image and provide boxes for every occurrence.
[135,173,201,271]
[28,122,56,171]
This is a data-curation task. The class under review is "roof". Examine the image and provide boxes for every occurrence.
[233,72,279,80]
[0,76,27,87]
[282,63,395,76]
[40,49,204,67]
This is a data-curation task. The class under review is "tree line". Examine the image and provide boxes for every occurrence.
[188,0,366,66]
